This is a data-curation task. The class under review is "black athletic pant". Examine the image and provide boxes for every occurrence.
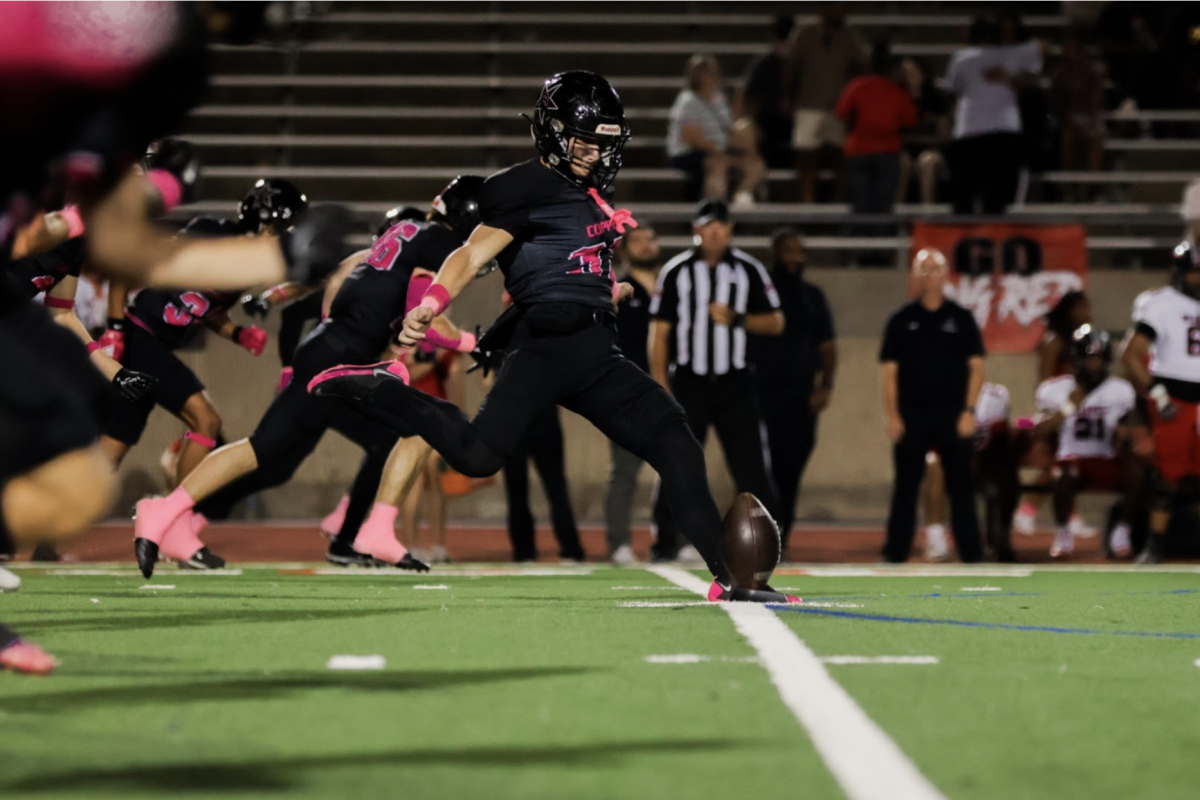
[885,408,983,563]
[947,132,1023,215]
[502,406,583,561]
[278,292,324,367]
[196,325,406,540]
[759,385,817,548]
[343,302,735,585]
[652,370,780,559]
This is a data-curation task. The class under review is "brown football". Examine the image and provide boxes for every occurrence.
[721,492,781,589]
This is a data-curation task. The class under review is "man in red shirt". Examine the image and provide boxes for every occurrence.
[836,41,917,224]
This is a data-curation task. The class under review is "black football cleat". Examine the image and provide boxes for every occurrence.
[134,538,160,579]
[307,360,410,403]
[708,579,801,604]
[178,547,226,570]
[382,553,431,573]
[30,543,60,563]
[1134,535,1166,565]
[326,540,375,568]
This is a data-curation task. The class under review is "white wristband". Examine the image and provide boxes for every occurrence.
[1058,401,1077,418]
[1150,383,1170,409]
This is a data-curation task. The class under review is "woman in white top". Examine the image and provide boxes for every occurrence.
[667,54,766,207]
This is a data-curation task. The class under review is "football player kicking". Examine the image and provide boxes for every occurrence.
[1035,326,1141,559]
[1121,241,1200,564]
[309,71,799,604]
[131,178,488,577]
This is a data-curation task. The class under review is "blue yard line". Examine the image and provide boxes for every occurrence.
[770,606,1200,639]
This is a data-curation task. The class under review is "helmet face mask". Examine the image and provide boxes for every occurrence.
[1071,324,1112,391]
[375,205,424,239]
[528,71,630,193]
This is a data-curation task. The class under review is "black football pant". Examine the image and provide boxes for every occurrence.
[885,409,983,563]
[759,385,817,548]
[502,405,583,561]
[197,325,406,541]
[652,370,780,560]
[278,291,324,367]
[343,302,735,585]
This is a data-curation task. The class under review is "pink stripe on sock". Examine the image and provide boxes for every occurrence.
[184,430,217,449]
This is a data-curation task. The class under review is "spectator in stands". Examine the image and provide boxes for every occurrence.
[901,57,952,205]
[736,14,795,170]
[1183,179,1200,242]
[944,14,1043,215]
[749,229,836,549]
[998,10,1051,175]
[667,54,766,207]
[835,40,915,220]
[783,2,867,203]
[1051,28,1106,197]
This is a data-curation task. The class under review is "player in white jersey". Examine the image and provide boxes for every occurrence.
[1035,326,1141,558]
[920,382,1013,561]
[1121,241,1200,563]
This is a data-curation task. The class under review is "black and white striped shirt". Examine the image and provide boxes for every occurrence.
[650,247,780,376]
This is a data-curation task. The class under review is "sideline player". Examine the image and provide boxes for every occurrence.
[1035,326,1139,558]
[1121,241,1200,564]
[131,178,488,577]
[309,71,799,604]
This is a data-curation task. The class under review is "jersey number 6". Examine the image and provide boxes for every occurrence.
[365,221,421,272]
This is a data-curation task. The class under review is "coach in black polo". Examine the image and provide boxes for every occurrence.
[879,247,985,563]
[648,199,785,561]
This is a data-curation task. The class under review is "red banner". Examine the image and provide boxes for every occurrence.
[909,223,1088,353]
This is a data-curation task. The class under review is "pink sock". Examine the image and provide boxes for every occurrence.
[355,503,408,563]
[1017,502,1036,517]
[321,495,351,536]
[135,486,195,545]
[160,512,206,562]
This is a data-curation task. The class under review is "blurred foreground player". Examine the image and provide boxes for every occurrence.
[311,71,799,603]
[132,177,488,577]
[1121,241,1200,564]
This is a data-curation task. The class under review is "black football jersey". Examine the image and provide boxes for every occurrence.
[478,158,622,308]
[5,237,86,300]
[125,287,240,349]
[328,219,462,356]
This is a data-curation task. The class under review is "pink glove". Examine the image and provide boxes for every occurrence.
[97,326,125,362]
[276,366,294,394]
[236,325,268,356]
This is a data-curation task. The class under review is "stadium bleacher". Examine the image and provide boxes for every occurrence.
[178,1,1197,267]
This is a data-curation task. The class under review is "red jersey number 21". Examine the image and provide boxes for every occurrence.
[365,221,420,271]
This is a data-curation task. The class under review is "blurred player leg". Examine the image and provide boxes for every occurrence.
[921,453,950,562]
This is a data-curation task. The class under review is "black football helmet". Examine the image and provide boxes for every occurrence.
[374,205,425,239]
[181,216,239,238]
[431,175,485,241]
[527,71,631,193]
[1172,240,1200,299]
[142,138,202,205]
[1071,323,1112,390]
[238,178,308,235]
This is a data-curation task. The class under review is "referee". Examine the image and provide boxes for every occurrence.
[879,247,985,563]
[648,199,785,560]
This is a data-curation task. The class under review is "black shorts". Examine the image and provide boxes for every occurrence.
[0,302,105,478]
[104,323,205,446]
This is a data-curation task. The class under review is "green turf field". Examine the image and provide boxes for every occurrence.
[2,563,1199,799]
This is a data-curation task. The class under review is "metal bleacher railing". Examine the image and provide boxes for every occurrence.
[179,4,1195,268]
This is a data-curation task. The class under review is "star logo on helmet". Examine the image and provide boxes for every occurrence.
[539,83,560,111]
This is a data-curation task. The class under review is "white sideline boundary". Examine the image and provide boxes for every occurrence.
[647,565,947,800]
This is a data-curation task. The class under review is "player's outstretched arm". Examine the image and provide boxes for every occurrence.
[399,225,512,346]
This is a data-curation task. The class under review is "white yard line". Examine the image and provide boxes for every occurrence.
[647,565,947,800]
